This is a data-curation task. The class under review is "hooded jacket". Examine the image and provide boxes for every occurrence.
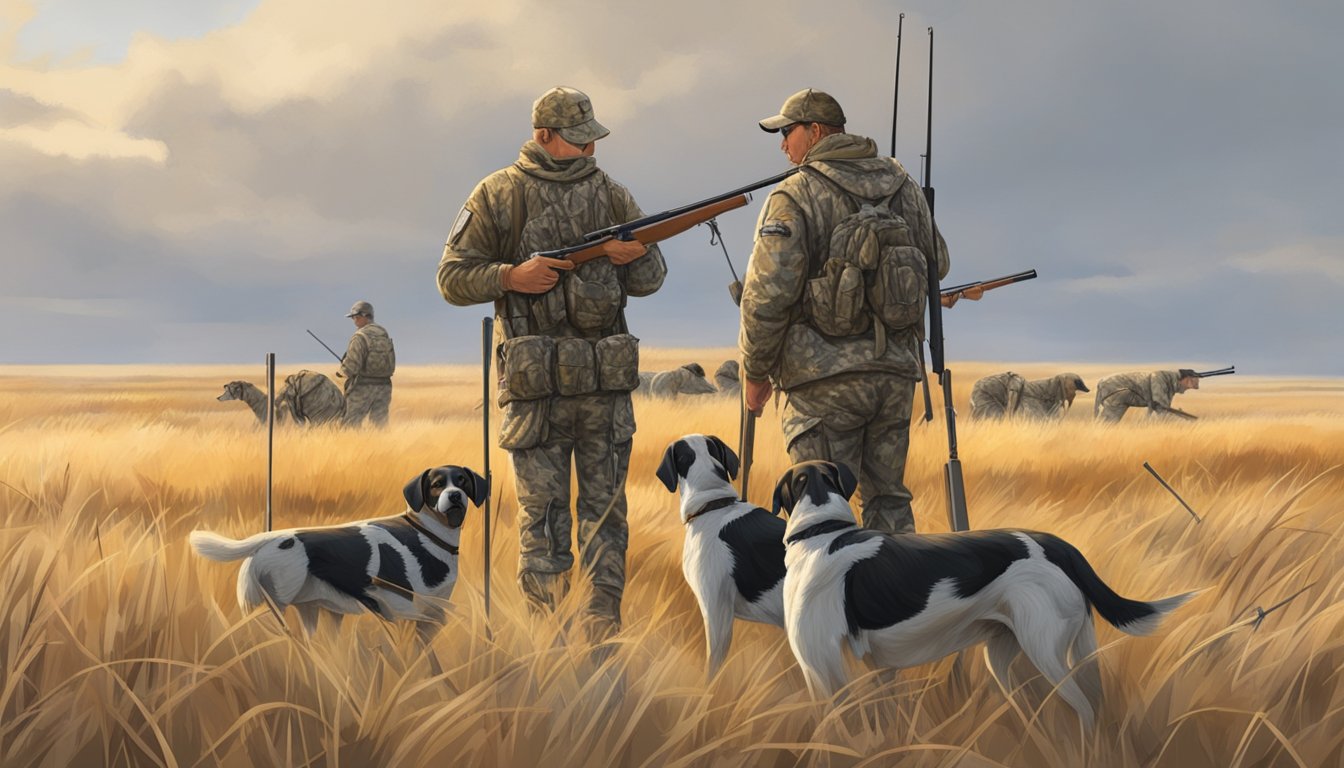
[739,133,949,390]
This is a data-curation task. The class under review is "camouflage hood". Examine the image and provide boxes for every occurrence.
[515,140,600,183]
[801,133,907,201]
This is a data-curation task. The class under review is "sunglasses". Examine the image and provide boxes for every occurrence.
[780,123,803,139]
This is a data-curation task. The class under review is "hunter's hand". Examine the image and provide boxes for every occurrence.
[505,256,574,293]
[941,285,985,308]
[745,378,772,416]
[599,238,647,266]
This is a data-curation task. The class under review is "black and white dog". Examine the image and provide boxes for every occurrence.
[773,460,1197,729]
[189,466,486,643]
[656,434,786,676]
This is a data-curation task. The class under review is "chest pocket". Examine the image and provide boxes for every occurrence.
[516,182,627,335]
[564,258,623,332]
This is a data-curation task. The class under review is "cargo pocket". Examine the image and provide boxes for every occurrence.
[594,333,640,391]
[499,399,550,451]
[529,284,568,335]
[610,393,636,444]
[871,245,927,332]
[499,335,556,403]
[555,337,598,396]
[807,260,869,337]
[564,261,623,332]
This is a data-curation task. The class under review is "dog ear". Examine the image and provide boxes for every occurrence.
[655,441,680,492]
[772,467,797,517]
[706,435,740,480]
[463,467,489,507]
[403,469,431,511]
[828,461,859,500]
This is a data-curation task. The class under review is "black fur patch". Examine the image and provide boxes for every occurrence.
[1027,531,1154,628]
[294,527,377,611]
[372,519,452,588]
[376,542,412,594]
[278,538,295,550]
[836,530,1031,634]
[718,508,787,603]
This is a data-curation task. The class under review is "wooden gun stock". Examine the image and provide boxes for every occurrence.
[940,269,1037,300]
[548,194,750,266]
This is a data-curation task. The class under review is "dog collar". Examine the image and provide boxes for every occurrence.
[785,519,854,544]
[684,495,739,524]
[403,512,460,555]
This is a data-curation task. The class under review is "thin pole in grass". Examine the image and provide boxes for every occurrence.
[1247,582,1316,631]
[481,317,494,636]
[1143,461,1201,524]
[267,352,275,531]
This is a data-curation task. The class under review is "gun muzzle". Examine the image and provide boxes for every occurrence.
[1196,366,1236,377]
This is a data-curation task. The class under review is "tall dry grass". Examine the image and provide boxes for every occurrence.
[2,355,1343,767]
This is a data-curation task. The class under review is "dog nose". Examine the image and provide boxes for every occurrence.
[447,490,463,506]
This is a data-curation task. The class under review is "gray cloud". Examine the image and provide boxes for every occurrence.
[2,0,1341,376]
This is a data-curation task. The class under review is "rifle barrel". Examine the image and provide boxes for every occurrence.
[580,168,799,243]
[537,194,749,264]
[1196,366,1236,377]
[306,329,344,363]
[940,269,1037,297]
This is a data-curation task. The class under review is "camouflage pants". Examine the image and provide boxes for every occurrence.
[506,392,634,632]
[1093,388,1140,423]
[781,373,917,534]
[342,383,391,427]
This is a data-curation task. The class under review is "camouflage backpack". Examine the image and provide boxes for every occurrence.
[362,327,396,378]
[805,180,929,355]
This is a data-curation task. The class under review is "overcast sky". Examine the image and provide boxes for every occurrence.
[3,0,1341,375]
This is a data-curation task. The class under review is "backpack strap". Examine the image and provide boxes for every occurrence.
[498,168,533,340]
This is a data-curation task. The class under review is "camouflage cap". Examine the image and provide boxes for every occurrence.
[1178,368,1198,379]
[532,86,610,145]
[759,89,847,132]
[346,300,374,319]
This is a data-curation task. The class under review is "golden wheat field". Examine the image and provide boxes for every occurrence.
[2,352,1342,767]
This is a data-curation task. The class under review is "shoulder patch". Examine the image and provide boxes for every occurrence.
[447,206,473,246]
[758,222,792,238]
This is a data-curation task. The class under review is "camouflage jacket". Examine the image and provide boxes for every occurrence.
[341,323,395,382]
[1019,374,1078,419]
[739,133,949,389]
[1096,370,1181,412]
[972,371,1026,415]
[436,140,666,341]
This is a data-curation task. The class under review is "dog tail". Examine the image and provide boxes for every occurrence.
[1030,532,1199,636]
[189,530,272,562]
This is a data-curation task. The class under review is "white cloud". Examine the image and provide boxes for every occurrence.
[0,119,167,161]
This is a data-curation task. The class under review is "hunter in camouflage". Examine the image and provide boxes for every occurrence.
[969,371,1026,419]
[1094,369,1198,422]
[714,359,741,397]
[740,89,950,535]
[435,87,666,641]
[1018,373,1089,420]
[338,301,395,427]
[276,370,345,425]
[637,363,718,399]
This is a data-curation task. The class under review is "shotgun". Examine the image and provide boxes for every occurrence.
[1196,366,1236,378]
[922,26,971,532]
[531,169,799,265]
[941,269,1037,302]
[1152,403,1199,421]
